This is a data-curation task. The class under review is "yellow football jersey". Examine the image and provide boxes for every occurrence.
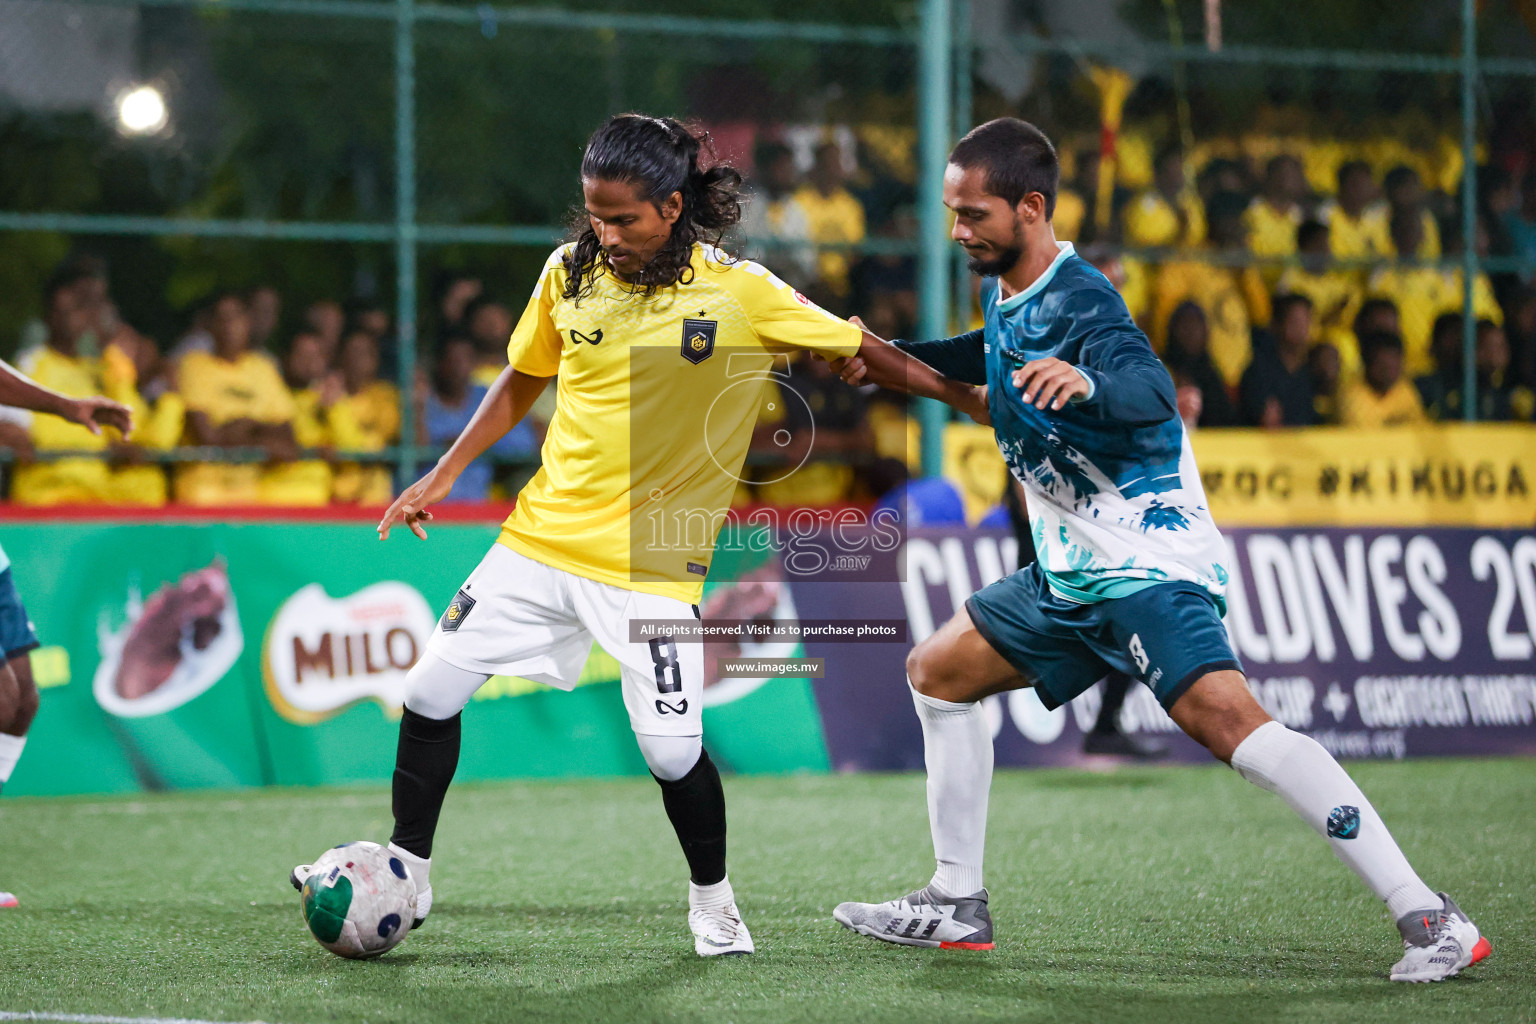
[1122,189,1205,249]
[498,244,863,603]
[1320,201,1392,266]
[179,350,296,426]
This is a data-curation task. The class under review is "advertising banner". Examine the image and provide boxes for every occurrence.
[802,526,1536,771]
[4,518,829,796]
[1191,425,1536,527]
[5,515,1533,795]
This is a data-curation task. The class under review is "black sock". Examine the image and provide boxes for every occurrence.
[389,708,462,859]
[653,749,727,886]
[1094,673,1133,734]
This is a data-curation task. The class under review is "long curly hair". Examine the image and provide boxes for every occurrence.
[562,114,744,302]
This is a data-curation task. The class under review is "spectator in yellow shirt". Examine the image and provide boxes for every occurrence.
[328,331,401,505]
[740,141,816,289]
[1384,165,1441,259]
[1368,210,1502,378]
[1151,191,1271,387]
[98,302,184,450]
[303,299,345,366]
[1244,154,1308,282]
[1340,330,1428,427]
[1319,161,1391,270]
[1122,147,1205,249]
[1366,210,1444,378]
[259,331,335,506]
[793,142,867,305]
[175,293,304,506]
[1353,296,1401,347]
[1438,216,1504,336]
[10,271,168,506]
[1277,220,1364,373]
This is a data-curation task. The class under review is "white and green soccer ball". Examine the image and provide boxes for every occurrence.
[299,841,417,959]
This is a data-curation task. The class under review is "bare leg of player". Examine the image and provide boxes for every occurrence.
[833,609,1023,950]
[0,654,38,795]
[0,656,36,908]
[1169,672,1492,982]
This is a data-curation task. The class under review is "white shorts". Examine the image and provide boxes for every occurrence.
[424,544,704,737]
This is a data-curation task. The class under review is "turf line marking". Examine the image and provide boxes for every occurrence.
[0,1013,281,1024]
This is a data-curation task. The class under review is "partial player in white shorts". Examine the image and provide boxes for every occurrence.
[411,543,704,743]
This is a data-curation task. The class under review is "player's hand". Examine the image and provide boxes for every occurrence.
[854,314,890,342]
[966,385,991,426]
[833,355,869,385]
[1011,357,1090,411]
[378,466,454,540]
[61,395,134,436]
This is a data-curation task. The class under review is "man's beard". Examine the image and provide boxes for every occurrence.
[964,215,1025,276]
[965,244,1023,277]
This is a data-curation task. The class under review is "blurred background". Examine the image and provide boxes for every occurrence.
[3,0,1535,513]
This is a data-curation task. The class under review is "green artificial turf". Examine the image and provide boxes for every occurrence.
[1,759,1532,1024]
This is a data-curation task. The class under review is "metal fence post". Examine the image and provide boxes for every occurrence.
[917,0,953,477]
[1460,0,1478,422]
[951,0,972,338]
[395,0,420,489]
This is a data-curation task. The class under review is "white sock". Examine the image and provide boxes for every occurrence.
[0,733,25,784]
[690,876,734,910]
[1231,721,1439,919]
[910,680,991,898]
[387,842,431,893]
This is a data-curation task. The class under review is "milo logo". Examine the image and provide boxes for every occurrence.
[263,582,434,723]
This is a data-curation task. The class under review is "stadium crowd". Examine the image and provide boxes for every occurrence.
[2,128,1535,508]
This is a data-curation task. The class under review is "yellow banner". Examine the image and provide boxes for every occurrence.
[1191,425,1536,527]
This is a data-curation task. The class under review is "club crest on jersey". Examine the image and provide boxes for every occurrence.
[681,318,717,364]
[440,589,476,632]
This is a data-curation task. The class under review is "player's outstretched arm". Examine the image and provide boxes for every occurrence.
[836,326,989,425]
[0,359,134,436]
[378,366,550,540]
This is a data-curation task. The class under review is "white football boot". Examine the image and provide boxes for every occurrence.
[1390,892,1492,982]
[688,878,754,956]
[290,843,433,929]
[833,885,994,949]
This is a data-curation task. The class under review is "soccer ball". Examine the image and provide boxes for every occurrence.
[298,841,417,959]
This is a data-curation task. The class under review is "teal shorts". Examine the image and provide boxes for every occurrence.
[0,568,39,663]
[965,563,1241,712]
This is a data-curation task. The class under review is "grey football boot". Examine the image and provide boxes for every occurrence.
[1390,892,1491,982]
[833,885,994,949]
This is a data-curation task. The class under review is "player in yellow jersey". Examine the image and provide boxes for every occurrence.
[299,115,983,957]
